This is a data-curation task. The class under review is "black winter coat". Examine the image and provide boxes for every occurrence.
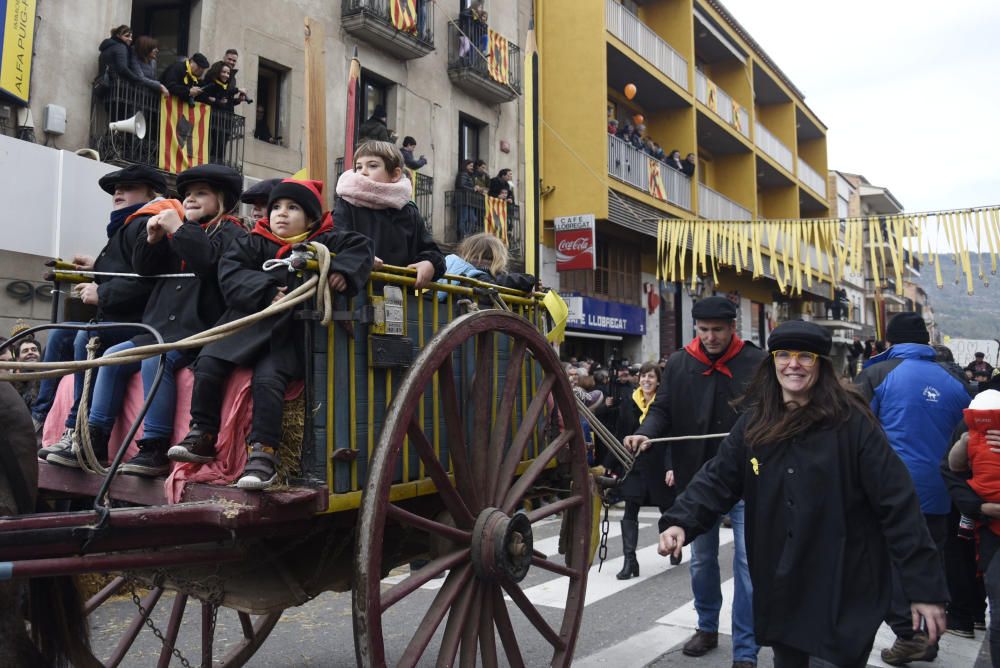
[98,37,141,84]
[131,217,246,346]
[611,391,673,508]
[662,410,949,665]
[636,342,766,492]
[357,116,391,142]
[95,214,155,323]
[196,81,239,111]
[197,227,373,373]
[333,198,445,279]
[160,60,200,100]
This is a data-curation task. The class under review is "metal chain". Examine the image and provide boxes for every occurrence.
[596,498,611,572]
[127,580,195,668]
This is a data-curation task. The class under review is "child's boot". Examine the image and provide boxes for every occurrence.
[237,442,279,490]
[168,428,218,463]
[120,437,172,477]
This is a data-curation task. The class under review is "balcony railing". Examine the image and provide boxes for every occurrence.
[335,157,434,232]
[90,78,244,174]
[447,21,521,104]
[607,134,692,211]
[341,0,434,60]
[694,71,749,138]
[446,190,522,256]
[797,158,826,198]
[605,0,688,90]
[753,121,793,172]
[698,183,751,221]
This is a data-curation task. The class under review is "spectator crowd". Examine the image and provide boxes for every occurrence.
[609,117,696,178]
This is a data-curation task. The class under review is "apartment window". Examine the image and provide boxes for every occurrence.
[458,114,485,163]
[131,0,191,74]
[255,59,289,146]
[355,71,392,145]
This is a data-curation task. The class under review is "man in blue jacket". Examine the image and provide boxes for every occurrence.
[856,311,968,665]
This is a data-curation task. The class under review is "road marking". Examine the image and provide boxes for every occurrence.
[572,623,692,667]
[656,576,736,634]
[866,621,984,667]
[531,521,648,558]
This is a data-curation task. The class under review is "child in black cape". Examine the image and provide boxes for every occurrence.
[168,178,373,489]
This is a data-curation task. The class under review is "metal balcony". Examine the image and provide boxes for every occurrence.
[607,134,692,211]
[447,22,521,105]
[754,121,793,172]
[605,0,688,90]
[698,183,751,220]
[89,78,244,174]
[695,71,748,138]
[341,0,434,60]
[445,190,522,257]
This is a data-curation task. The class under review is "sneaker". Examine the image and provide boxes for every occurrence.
[945,627,974,639]
[168,428,217,464]
[119,438,171,477]
[880,633,938,666]
[682,629,719,657]
[975,620,987,631]
[39,428,75,462]
[237,443,279,490]
[732,662,756,668]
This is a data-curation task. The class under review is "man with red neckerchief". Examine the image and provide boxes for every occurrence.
[625,296,765,668]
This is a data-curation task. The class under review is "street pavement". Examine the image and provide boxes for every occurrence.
[91,506,991,666]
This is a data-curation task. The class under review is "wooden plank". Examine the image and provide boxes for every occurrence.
[304,16,329,209]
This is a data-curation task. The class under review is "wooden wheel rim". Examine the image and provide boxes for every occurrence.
[353,310,592,668]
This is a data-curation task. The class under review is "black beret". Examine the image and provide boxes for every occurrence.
[885,311,929,345]
[975,352,986,358]
[267,179,325,225]
[239,178,282,204]
[191,52,210,69]
[175,164,243,212]
[691,296,737,321]
[98,164,166,195]
[767,320,832,356]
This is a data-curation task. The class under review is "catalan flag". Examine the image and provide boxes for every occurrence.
[648,158,667,201]
[487,29,510,86]
[483,194,509,245]
[158,96,211,173]
[390,0,418,34]
[705,80,718,113]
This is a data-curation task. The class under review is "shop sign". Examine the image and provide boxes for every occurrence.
[554,214,595,271]
[0,0,35,104]
[561,293,646,336]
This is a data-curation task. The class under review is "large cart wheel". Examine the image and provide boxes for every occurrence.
[354,310,592,667]
[85,576,283,667]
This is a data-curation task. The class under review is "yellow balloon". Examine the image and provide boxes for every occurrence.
[624,83,637,100]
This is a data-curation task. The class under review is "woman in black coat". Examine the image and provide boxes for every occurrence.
[658,321,948,667]
[606,361,675,579]
[97,25,163,95]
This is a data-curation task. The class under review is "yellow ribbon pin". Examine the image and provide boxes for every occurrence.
[751,457,760,476]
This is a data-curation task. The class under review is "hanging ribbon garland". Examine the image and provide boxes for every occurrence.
[656,206,1000,297]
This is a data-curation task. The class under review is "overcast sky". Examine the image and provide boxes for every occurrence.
[721,0,1000,214]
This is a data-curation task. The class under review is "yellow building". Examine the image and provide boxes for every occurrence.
[537,0,831,361]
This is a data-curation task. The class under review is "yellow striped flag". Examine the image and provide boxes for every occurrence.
[705,80,718,112]
[648,158,667,201]
[158,96,211,173]
[406,167,417,200]
[390,0,418,34]
[483,194,509,245]
[487,29,510,85]
[732,100,743,132]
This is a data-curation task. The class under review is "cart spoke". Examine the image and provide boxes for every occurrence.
[439,579,479,667]
[491,586,526,668]
[525,494,584,523]
[201,602,215,666]
[501,580,566,650]
[478,584,499,668]
[502,429,575,514]
[531,554,582,579]
[381,548,471,612]
[470,332,495,498]
[84,575,126,615]
[399,564,474,667]
[485,339,527,504]
[458,582,485,668]
[238,611,254,639]
[408,416,475,529]
[107,586,164,668]
[438,355,482,512]
[493,373,557,507]
[387,503,473,544]
[155,593,187,668]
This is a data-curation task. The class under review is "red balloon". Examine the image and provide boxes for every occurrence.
[624,83,637,100]
[632,114,644,126]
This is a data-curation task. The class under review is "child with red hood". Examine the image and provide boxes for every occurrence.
[168,178,372,489]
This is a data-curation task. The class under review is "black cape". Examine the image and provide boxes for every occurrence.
[610,390,673,508]
[94,212,154,323]
[662,410,949,665]
[333,197,445,278]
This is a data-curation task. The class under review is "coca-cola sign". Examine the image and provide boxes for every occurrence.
[555,214,595,271]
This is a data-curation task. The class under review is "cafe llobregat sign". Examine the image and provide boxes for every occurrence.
[555,214,596,271]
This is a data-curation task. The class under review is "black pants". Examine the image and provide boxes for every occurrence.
[887,512,948,638]
[189,355,296,445]
[772,643,871,668]
[945,506,987,631]
[978,529,1000,668]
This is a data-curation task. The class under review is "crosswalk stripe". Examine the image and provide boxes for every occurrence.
[572,623,693,668]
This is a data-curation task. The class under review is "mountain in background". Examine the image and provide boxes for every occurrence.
[915,254,1000,340]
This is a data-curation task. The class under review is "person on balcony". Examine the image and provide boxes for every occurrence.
[133,36,160,80]
[665,149,684,171]
[651,142,666,162]
[221,49,251,106]
[160,52,210,104]
[488,168,515,203]
[472,159,490,193]
[196,62,245,111]
[400,136,427,171]
[455,159,479,239]
[683,152,698,177]
[358,105,393,143]
[97,25,167,99]
[608,118,619,135]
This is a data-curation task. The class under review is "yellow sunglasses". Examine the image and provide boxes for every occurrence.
[771,350,820,367]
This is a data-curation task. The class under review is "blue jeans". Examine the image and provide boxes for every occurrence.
[31,324,134,427]
[88,340,188,440]
[689,500,758,663]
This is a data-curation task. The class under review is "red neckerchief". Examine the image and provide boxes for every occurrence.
[684,335,745,378]
[251,212,334,257]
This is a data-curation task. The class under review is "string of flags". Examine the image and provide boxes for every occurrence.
[656,206,1000,297]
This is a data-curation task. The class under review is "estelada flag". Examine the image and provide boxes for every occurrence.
[648,158,667,201]
[391,0,418,34]
[483,194,509,245]
[487,29,510,86]
[158,96,211,173]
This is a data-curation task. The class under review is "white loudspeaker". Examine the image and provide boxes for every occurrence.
[108,111,146,140]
